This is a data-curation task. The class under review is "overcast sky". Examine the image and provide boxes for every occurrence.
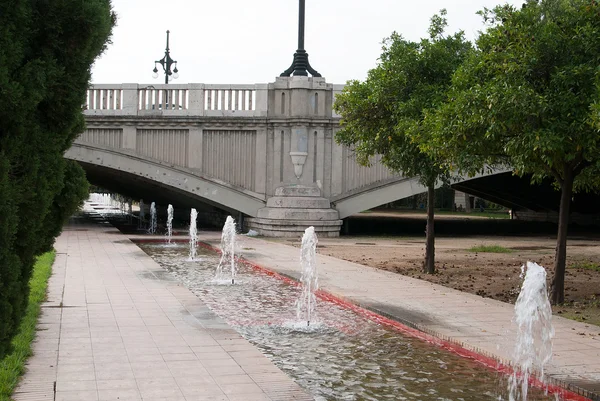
[91,0,524,85]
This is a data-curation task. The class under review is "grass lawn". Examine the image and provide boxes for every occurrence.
[467,244,513,253]
[569,261,600,272]
[0,251,54,401]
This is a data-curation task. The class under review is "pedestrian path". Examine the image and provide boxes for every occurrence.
[12,210,312,401]
[197,232,600,399]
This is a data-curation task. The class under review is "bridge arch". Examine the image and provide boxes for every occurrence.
[65,143,266,216]
[332,177,428,219]
[332,168,513,219]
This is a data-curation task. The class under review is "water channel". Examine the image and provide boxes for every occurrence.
[136,241,559,401]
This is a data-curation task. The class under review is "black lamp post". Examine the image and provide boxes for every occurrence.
[152,30,179,84]
[281,0,321,77]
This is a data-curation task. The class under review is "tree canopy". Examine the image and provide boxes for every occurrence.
[426,0,600,303]
[334,11,472,273]
[0,0,114,356]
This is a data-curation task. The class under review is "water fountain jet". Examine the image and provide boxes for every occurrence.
[166,204,174,244]
[189,208,198,260]
[509,261,554,401]
[148,202,157,234]
[216,216,237,284]
[296,226,318,327]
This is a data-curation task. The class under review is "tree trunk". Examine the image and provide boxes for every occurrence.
[424,185,435,274]
[550,168,574,305]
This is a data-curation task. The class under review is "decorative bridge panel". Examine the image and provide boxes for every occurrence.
[136,129,189,167]
[342,148,397,193]
[202,130,257,192]
[77,128,123,148]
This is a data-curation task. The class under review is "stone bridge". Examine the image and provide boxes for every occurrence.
[68,77,500,236]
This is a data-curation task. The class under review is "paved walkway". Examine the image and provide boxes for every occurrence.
[13,209,312,401]
[196,232,600,399]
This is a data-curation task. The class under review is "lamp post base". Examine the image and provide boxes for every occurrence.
[280,50,321,78]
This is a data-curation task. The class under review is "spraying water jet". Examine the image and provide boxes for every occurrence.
[166,204,174,244]
[216,216,237,284]
[189,208,198,260]
[509,261,554,401]
[296,226,318,327]
[148,202,157,234]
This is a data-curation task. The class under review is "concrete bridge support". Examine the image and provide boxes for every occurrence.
[243,76,343,236]
[246,186,342,237]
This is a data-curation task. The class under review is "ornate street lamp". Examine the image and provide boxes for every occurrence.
[281,0,321,77]
[152,30,179,84]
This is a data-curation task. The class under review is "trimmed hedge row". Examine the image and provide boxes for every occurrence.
[0,0,114,357]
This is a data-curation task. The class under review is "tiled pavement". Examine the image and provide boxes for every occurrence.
[12,210,312,401]
[197,232,600,399]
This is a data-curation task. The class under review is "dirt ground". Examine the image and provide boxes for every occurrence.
[273,212,600,327]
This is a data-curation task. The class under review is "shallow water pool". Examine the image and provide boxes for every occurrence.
[138,242,559,401]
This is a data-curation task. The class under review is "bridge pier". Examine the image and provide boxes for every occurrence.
[245,185,342,237]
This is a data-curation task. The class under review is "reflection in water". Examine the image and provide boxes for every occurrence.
[138,243,558,401]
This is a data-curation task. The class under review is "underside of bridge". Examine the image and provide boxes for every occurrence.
[453,171,599,214]
[79,157,599,233]
[79,161,234,228]
[342,172,599,236]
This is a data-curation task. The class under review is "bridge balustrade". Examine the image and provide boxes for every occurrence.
[84,84,267,117]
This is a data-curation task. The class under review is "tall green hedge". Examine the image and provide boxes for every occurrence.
[0,0,114,357]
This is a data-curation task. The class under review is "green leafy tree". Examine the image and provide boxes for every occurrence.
[0,0,114,356]
[427,0,600,304]
[334,11,472,274]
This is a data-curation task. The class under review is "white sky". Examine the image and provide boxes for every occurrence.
[91,0,523,85]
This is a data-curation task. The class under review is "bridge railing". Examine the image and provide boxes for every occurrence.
[84,83,268,117]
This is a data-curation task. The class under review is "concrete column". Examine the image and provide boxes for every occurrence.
[188,84,204,116]
[188,127,203,170]
[122,126,136,150]
[121,84,139,116]
[453,191,470,212]
[324,83,335,117]
[255,84,269,117]
[332,84,345,118]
